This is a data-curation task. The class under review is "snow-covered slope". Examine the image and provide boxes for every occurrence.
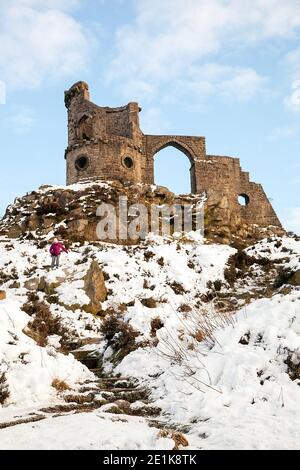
[117,291,300,449]
[0,233,299,449]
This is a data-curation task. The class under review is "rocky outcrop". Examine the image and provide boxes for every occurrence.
[83,261,107,314]
[204,197,284,244]
[24,278,41,291]
[0,181,204,243]
[0,180,285,246]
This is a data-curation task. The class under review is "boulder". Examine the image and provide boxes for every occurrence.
[68,219,89,233]
[290,270,300,286]
[9,281,21,289]
[24,277,40,291]
[84,261,107,314]
[38,276,65,295]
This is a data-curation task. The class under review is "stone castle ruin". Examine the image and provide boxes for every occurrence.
[64,81,283,239]
[0,81,285,246]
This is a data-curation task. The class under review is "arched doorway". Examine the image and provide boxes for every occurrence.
[153,144,194,194]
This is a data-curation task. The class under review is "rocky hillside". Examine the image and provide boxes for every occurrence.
[0,180,284,245]
[0,182,299,449]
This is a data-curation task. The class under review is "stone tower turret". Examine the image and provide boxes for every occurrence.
[65,81,144,185]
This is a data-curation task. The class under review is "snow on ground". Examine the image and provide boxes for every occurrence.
[96,235,235,308]
[19,181,111,196]
[0,234,299,449]
[0,411,174,450]
[115,290,300,449]
[246,236,300,272]
[0,298,93,409]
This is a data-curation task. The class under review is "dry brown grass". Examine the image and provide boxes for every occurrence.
[224,248,273,286]
[157,430,189,450]
[51,378,71,392]
[156,299,236,394]
[23,300,69,349]
[141,297,157,308]
[150,317,164,337]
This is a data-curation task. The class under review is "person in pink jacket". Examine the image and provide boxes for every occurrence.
[49,238,68,269]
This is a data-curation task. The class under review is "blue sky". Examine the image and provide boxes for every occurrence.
[0,0,299,232]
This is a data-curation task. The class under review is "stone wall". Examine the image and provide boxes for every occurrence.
[64,81,284,234]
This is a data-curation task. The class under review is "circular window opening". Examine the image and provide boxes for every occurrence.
[238,193,250,206]
[75,156,89,171]
[123,156,134,169]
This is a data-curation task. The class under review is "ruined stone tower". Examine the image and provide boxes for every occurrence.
[65,81,283,233]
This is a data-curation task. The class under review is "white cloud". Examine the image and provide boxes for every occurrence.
[107,0,300,100]
[281,46,300,112]
[284,80,300,111]
[0,1,91,90]
[220,69,267,100]
[269,123,299,140]
[13,0,80,11]
[188,64,267,101]
[140,107,170,134]
[4,107,36,133]
[284,207,300,234]
[124,64,266,104]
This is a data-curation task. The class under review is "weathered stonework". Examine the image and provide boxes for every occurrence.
[64,81,283,235]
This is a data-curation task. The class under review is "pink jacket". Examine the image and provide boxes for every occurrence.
[50,242,68,256]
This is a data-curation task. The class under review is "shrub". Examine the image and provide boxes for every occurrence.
[0,267,18,283]
[213,279,222,292]
[179,304,192,313]
[273,269,292,289]
[101,314,138,347]
[26,291,39,303]
[52,378,70,392]
[224,249,272,285]
[169,281,187,295]
[24,266,36,276]
[187,260,195,269]
[100,314,140,363]
[144,250,155,261]
[150,317,164,337]
[143,279,155,290]
[37,240,48,249]
[22,300,38,317]
[141,297,157,308]
[45,294,60,305]
[0,373,10,404]
[25,301,69,348]
[284,349,300,381]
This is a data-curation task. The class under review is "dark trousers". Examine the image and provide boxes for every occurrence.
[51,255,60,268]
